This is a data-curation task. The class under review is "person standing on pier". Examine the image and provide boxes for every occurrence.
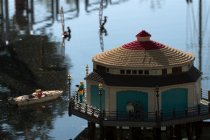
[78,81,85,103]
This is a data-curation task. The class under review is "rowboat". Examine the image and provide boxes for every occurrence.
[8,89,63,106]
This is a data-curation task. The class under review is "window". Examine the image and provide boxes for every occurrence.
[132,70,137,74]
[162,69,167,75]
[138,70,143,75]
[96,65,106,73]
[144,70,149,75]
[172,67,182,74]
[120,70,125,74]
[126,70,131,74]
[106,68,109,73]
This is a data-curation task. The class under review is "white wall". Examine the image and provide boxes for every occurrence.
[86,80,201,113]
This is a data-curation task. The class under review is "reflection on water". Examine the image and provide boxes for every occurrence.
[0,35,68,95]
[0,0,132,139]
[0,96,68,139]
[0,0,210,139]
[186,0,210,95]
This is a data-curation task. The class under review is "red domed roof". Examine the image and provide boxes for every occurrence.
[123,30,165,50]
[122,40,165,50]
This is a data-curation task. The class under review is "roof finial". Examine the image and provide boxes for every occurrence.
[136,30,151,42]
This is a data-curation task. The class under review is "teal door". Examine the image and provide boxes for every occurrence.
[90,85,105,110]
[161,88,188,117]
[117,91,148,116]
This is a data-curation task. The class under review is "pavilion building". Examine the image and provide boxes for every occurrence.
[70,30,210,140]
[86,30,201,117]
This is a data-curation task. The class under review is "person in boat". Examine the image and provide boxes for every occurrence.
[36,89,42,99]
[78,81,85,103]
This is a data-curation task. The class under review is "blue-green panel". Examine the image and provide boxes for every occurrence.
[90,85,105,110]
[117,91,148,114]
[161,88,188,113]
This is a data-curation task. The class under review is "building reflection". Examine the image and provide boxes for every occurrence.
[0,0,128,39]
[58,0,79,20]
[0,97,68,139]
[85,0,108,13]
[0,0,129,95]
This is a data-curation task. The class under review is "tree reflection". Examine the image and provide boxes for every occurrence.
[0,35,68,95]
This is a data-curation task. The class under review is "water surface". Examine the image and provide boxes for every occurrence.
[0,0,210,139]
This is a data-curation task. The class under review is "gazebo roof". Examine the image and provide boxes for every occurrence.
[92,30,194,69]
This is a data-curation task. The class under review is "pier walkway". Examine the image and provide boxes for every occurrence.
[69,98,210,127]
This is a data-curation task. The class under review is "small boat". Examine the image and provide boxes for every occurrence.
[8,89,63,107]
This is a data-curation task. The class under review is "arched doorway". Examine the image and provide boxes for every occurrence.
[161,88,188,118]
[117,91,148,119]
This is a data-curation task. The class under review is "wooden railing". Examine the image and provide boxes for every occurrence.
[69,97,210,124]
[70,97,101,118]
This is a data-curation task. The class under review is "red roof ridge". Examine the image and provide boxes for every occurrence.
[122,40,165,50]
[136,30,151,37]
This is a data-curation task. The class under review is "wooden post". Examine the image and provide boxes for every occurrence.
[78,103,81,112]
[67,74,71,100]
[208,91,210,101]
[169,126,174,140]
[195,121,203,140]
[186,123,193,140]
[155,127,161,140]
[208,103,210,113]
[175,125,182,140]
[198,104,200,115]
[67,74,72,116]
[173,108,176,119]
[100,125,104,140]
[118,127,123,140]
[85,104,88,114]
[91,107,94,117]
[116,111,118,121]
[185,108,188,117]
[88,121,95,140]
[105,126,117,140]
[68,101,72,116]
[155,111,158,121]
